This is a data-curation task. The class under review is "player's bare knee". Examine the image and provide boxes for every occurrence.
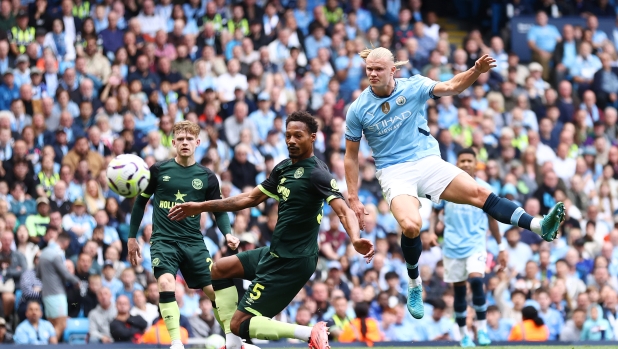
[230,313,250,336]
[157,274,176,291]
[473,185,492,207]
[400,217,421,238]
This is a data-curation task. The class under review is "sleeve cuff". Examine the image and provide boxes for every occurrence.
[345,135,362,142]
[140,192,151,198]
[326,195,338,203]
[429,83,440,100]
[258,185,279,201]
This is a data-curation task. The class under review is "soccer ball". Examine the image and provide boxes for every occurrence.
[205,334,225,349]
[106,154,150,198]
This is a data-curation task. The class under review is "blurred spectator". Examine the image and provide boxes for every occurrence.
[189,295,222,338]
[13,301,57,344]
[339,301,382,346]
[16,250,41,322]
[131,289,159,330]
[0,229,26,317]
[508,306,549,341]
[88,286,116,343]
[0,317,13,343]
[424,299,454,341]
[141,308,189,345]
[495,270,525,323]
[581,304,614,340]
[110,294,147,342]
[486,305,513,341]
[116,267,144,304]
[25,197,50,241]
[535,288,563,340]
[560,308,586,341]
[37,231,79,339]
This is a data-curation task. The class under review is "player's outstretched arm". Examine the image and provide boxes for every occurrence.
[330,197,375,263]
[433,54,497,97]
[128,194,150,266]
[344,139,367,230]
[167,186,269,221]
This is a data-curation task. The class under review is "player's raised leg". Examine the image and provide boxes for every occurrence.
[389,195,425,319]
[440,173,565,241]
[231,311,329,349]
[228,253,329,349]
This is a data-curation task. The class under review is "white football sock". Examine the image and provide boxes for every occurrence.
[170,339,184,348]
[293,325,312,341]
[459,325,468,338]
[409,276,422,288]
[531,218,542,235]
[226,333,243,349]
[476,319,487,332]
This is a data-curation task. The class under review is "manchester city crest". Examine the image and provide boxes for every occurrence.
[396,96,407,105]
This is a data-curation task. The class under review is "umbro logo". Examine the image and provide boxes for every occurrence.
[162,176,171,181]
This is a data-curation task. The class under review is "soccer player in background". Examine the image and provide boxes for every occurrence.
[431,148,507,347]
[128,121,242,349]
[167,111,375,349]
[344,48,565,319]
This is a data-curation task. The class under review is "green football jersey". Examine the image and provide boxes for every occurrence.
[142,159,222,243]
[258,156,344,258]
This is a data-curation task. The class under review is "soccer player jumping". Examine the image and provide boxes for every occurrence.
[344,48,565,320]
[431,148,507,347]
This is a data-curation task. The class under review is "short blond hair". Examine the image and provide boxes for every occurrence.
[173,120,200,137]
[359,46,408,69]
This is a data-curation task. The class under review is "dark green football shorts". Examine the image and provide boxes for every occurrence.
[237,247,317,318]
[150,239,213,289]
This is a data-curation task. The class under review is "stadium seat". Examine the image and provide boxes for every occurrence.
[63,318,89,344]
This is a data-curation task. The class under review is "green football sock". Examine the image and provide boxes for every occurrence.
[214,286,238,333]
[248,316,311,341]
[159,297,181,342]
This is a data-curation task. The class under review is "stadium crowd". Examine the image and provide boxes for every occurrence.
[0,0,617,345]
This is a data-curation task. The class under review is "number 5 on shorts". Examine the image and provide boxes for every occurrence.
[249,283,265,300]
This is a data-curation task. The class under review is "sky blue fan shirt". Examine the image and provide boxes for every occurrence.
[435,178,492,259]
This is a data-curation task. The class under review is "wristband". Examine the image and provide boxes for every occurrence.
[498,239,507,252]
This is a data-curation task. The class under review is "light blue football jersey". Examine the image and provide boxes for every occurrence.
[344,76,441,170]
[437,177,492,259]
